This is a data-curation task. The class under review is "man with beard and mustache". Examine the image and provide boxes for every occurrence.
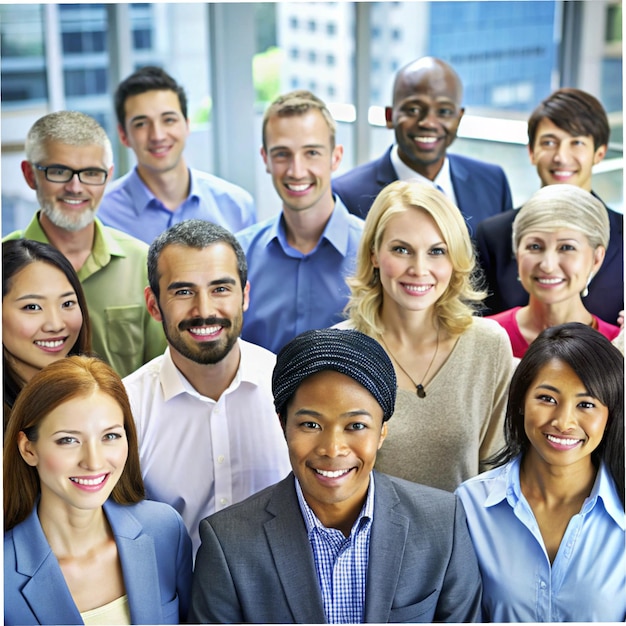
[123,219,291,555]
[333,57,513,231]
[3,110,166,378]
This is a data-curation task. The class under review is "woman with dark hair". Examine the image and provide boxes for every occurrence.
[456,323,624,622]
[2,239,92,427]
[4,356,192,625]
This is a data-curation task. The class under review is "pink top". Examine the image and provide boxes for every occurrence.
[487,307,621,358]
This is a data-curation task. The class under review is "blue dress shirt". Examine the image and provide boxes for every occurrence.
[295,475,374,624]
[455,456,626,622]
[236,198,364,354]
[99,167,256,245]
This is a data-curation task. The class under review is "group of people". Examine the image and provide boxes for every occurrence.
[3,55,624,624]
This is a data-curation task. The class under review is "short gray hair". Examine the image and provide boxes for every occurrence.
[147,219,248,300]
[25,111,113,168]
[513,185,609,252]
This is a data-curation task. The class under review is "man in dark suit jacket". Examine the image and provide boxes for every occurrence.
[333,57,512,231]
[190,328,482,624]
[475,88,623,323]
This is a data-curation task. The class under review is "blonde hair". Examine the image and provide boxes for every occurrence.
[513,184,609,252]
[262,90,336,150]
[346,181,485,336]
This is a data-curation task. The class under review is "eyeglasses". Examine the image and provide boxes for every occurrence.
[33,164,109,186]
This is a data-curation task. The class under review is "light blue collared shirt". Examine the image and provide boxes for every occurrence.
[295,474,374,624]
[99,166,256,245]
[236,197,364,353]
[455,456,626,622]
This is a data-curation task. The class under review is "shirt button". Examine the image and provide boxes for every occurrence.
[219,498,228,507]
[217,455,225,464]
[540,581,547,589]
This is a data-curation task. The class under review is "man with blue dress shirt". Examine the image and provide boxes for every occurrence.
[332,57,512,232]
[236,90,364,354]
[99,66,255,245]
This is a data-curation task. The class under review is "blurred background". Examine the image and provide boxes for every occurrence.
[1,0,622,234]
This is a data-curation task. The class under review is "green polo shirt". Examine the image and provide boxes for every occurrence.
[4,214,166,377]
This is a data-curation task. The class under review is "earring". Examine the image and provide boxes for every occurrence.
[581,274,593,298]
[516,275,521,282]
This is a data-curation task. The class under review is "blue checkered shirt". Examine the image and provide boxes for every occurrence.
[295,475,375,624]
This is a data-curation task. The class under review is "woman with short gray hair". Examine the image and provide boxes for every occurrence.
[488,184,619,357]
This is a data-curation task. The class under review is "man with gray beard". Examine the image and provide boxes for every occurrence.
[3,110,166,377]
[123,219,291,556]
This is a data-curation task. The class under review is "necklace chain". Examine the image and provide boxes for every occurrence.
[379,331,440,399]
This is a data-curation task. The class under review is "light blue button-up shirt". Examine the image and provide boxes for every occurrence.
[236,198,364,354]
[99,166,256,245]
[295,475,374,624]
[456,456,626,622]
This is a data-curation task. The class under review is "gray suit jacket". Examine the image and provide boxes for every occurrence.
[190,471,482,623]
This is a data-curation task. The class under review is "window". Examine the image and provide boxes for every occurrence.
[64,68,107,97]
[133,28,152,49]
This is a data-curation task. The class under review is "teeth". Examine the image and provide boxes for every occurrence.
[35,339,65,348]
[404,284,431,293]
[415,136,438,143]
[71,475,106,486]
[546,434,580,447]
[552,170,574,177]
[286,183,311,192]
[63,199,85,205]
[188,325,221,336]
[316,468,350,478]
[537,278,563,284]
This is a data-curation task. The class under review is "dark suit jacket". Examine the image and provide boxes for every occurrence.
[475,196,624,322]
[190,471,482,624]
[4,499,192,625]
[332,146,513,233]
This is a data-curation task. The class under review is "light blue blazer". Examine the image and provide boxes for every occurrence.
[4,498,192,625]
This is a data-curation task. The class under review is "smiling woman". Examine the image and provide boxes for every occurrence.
[487,184,620,357]
[340,180,517,491]
[3,355,192,625]
[456,322,625,622]
[2,239,92,430]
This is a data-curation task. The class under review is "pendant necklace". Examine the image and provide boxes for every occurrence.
[379,331,440,398]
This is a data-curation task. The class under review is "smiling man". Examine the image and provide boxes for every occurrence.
[98,66,255,245]
[333,56,512,228]
[236,90,364,354]
[190,328,482,623]
[122,219,290,555]
[3,110,166,378]
[475,88,623,324]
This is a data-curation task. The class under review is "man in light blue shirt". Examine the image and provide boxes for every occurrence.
[99,66,255,245]
[236,90,364,354]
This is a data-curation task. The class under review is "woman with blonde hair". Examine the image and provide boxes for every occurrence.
[488,184,619,357]
[340,180,516,491]
[4,355,192,625]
